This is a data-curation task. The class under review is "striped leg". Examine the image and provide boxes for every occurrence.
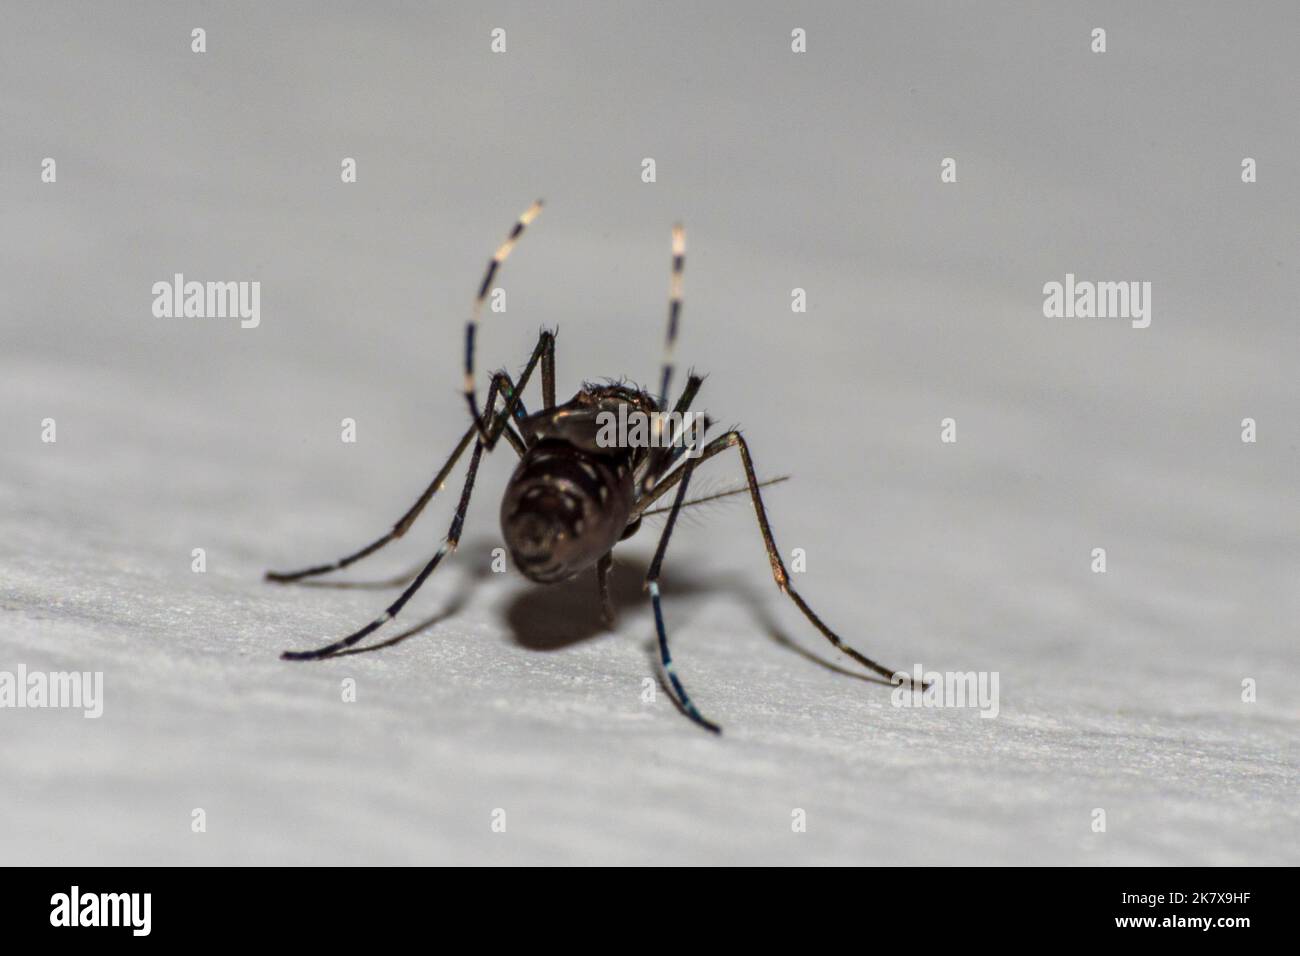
[464,200,544,439]
[281,439,486,660]
[646,224,686,490]
[656,223,685,408]
[643,431,917,686]
[645,462,721,733]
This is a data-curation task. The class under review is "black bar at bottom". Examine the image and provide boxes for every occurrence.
[3,865,1284,943]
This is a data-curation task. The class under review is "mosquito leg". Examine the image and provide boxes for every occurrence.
[281,439,486,660]
[638,373,704,494]
[485,326,555,452]
[541,328,557,410]
[481,328,554,444]
[639,224,688,493]
[596,552,615,627]
[485,371,528,457]
[656,223,685,408]
[644,463,722,734]
[643,430,919,687]
[465,200,544,439]
[266,330,553,584]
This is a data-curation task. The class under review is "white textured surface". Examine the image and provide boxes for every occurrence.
[1,3,1297,865]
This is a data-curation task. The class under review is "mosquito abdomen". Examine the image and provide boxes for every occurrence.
[500,440,635,583]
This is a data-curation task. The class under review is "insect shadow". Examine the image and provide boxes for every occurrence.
[499,542,893,688]
[503,548,711,651]
[296,537,889,688]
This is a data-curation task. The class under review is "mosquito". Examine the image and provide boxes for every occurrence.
[266,201,916,733]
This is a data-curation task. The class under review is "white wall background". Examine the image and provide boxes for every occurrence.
[0,2,1295,864]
